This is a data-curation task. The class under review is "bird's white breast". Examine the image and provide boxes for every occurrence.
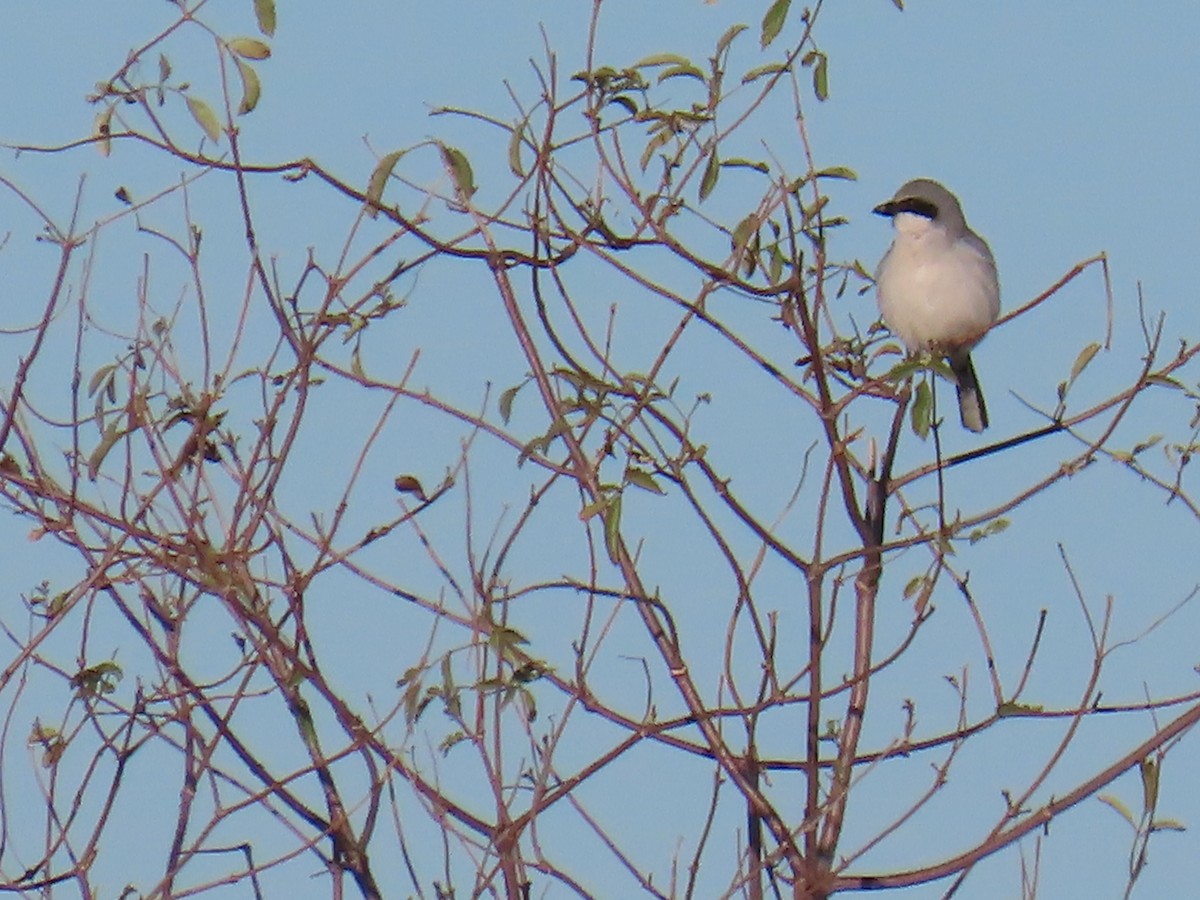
[876,214,1000,354]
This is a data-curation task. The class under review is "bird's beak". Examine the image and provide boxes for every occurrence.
[872,200,900,218]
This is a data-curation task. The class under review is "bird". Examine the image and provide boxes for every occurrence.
[873,178,1000,432]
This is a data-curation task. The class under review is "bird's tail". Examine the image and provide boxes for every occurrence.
[951,354,988,432]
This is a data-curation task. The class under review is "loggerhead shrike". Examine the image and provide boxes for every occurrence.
[873,178,1000,432]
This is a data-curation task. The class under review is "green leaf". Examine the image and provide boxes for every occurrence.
[639,126,673,172]
[507,115,529,177]
[716,23,748,57]
[625,467,666,495]
[554,366,610,394]
[498,383,522,424]
[87,363,117,398]
[803,193,830,220]
[401,676,424,724]
[908,576,935,616]
[71,661,123,698]
[731,214,757,253]
[1149,818,1188,833]
[699,149,720,201]
[292,696,318,744]
[1098,793,1137,829]
[234,57,261,114]
[516,686,537,722]
[607,94,639,117]
[365,149,406,216]
[760,0,791,48]
[742,62,789,84]
[1140,757,1159,814]
[1145,374,1185,389]
[802,50,830,101]
[816,165,857,181]
[439,143,477,199]
[1128,434,1162,456]
[579,498,606,522]
[967,518,1011,544]
[997,700,1044,716]
[814,56,829,100]
[740,233,760,277]
[721,157,770,173]
[1070,341,1101,383]
[767,246,785,284]
[603,492,623,564]
[185,95,222,143]
[158,53,171,82]
[885,354,949,384]
[658,63,706,84]
[438,731,467,756]
[911,379,932,439]
[396,664,422,688]
[87,423,124,480]
[254,0,277,36]
[517,433,549,467]
[634,53,693,68]
[228,37,271,60]
[488,625,529,658]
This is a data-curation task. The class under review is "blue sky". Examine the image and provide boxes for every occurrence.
[1,2,1199,898]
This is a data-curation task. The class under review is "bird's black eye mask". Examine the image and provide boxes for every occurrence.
[873,197,939,219]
